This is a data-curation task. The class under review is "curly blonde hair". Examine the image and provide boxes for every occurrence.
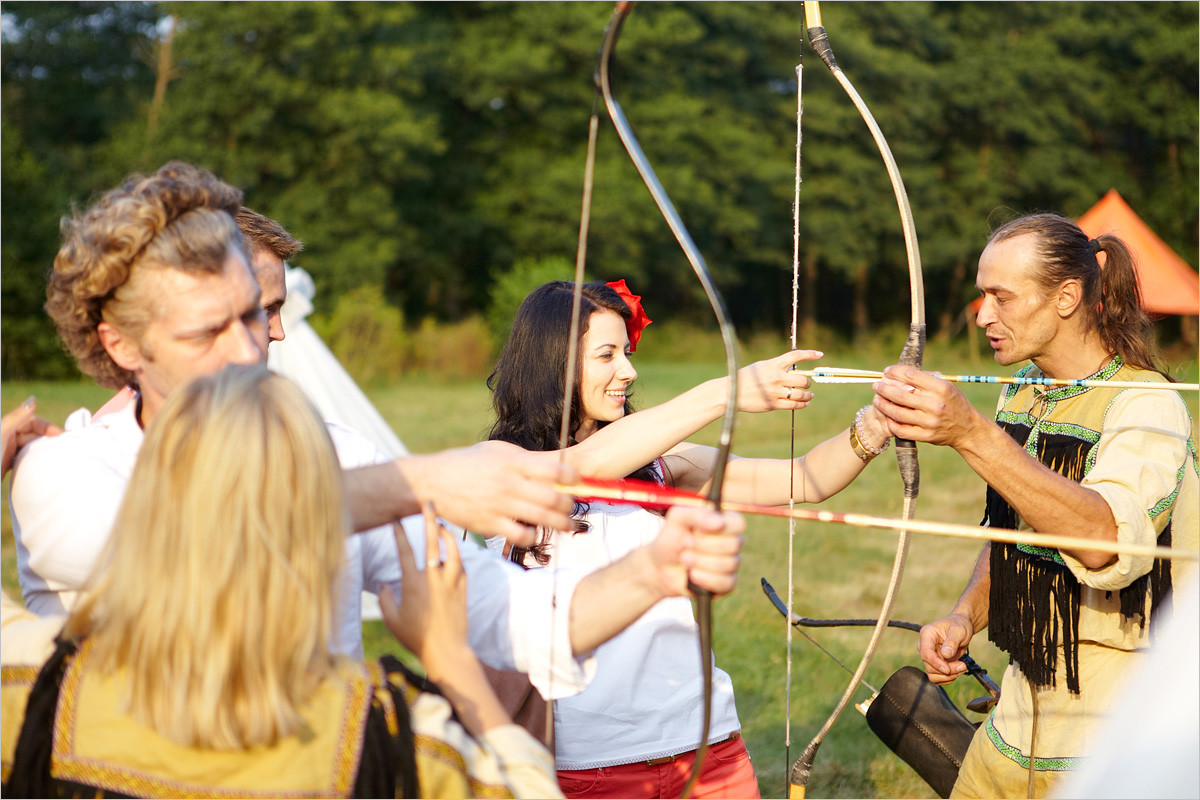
[46,161,245,389]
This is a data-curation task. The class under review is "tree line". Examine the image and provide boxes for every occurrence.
[3,1,1197,379]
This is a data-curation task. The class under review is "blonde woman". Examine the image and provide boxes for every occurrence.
[1,364,560,798]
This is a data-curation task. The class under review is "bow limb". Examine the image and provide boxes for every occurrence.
[790,3,925,796]
[760,578,1003,710]
[559,99,602,454]
[596,4,740,796]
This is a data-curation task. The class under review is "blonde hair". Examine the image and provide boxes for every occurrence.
[64,364,349,750]
[46,161,245,389]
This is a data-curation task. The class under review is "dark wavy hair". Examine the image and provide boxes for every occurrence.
[988,213,1165,376]
[487,280,664,562]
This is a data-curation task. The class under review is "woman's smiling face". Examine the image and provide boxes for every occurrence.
[576,309,637,441]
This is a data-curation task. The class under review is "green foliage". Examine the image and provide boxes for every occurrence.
[2,2,1197,378]
[131,1,441,311]
[1,2,158,166]
[634,321,727,365]
[0,121,78,380]
[310,284,407,386]
[408,315,494,380]
[1,3,161,380]
[485,255,576,348]
[309,285,493,383]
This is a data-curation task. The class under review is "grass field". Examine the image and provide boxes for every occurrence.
[2,335,1196,798]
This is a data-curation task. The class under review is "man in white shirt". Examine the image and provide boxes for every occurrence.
[11,160,746,697]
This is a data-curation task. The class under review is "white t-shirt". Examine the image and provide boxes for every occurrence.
[489,499,741,769]
[10,395,593,697]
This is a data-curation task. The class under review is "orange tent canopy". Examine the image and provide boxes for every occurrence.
[1077,189,1199,316]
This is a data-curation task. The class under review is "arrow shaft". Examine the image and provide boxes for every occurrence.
[799,368,1200,392]
[556,481,1197,561]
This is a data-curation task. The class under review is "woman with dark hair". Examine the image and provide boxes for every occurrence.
[485,279,892,798]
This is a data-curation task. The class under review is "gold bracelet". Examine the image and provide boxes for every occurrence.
[849,422,875,462]
[849,406,889,463]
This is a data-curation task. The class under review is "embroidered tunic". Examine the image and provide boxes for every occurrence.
[953,358,1198,799]
[0,592,561,798]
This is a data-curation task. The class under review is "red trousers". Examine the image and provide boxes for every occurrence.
[556,734,760,799]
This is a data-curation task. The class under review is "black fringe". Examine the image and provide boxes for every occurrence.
[983,420,1174,694]
[1150,523,1174,625]
[987,537,1082,693]
[1111,521,1173,633]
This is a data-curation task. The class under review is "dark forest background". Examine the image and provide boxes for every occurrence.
[4,1,1197,380]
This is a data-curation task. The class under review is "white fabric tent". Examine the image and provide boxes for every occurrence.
[267,267,410,621]
[267,267,409,460]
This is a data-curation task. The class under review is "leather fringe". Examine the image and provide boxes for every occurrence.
[985,489,1173,694]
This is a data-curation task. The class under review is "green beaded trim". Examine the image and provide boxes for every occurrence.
[984,714,1086,772]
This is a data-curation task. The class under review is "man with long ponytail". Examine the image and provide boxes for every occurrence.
[872,213,1198,798]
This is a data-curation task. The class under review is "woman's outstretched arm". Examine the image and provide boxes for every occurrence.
[380,505,564,797]
[666,403,892,505]
[477,349,820,480]
[381,506,514,737]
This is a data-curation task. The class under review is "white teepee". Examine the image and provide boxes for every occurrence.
[267,267,409,460]
[268,267,409,621]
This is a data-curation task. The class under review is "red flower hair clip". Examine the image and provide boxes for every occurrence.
[606,279,653,352]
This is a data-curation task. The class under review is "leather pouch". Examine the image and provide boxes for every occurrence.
[865,665,978,799]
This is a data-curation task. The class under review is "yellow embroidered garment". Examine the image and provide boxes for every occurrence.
[954,360,1198,798]
[2,593,559,798]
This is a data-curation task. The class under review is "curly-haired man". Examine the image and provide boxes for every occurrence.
[10,162,745,694]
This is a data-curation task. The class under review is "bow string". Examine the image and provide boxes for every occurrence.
[784,26,806,781]
[788,3,926,796]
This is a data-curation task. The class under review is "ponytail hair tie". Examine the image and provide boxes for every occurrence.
[1089,237,1103,254]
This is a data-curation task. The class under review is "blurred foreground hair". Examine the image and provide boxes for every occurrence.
[64,364,349,749]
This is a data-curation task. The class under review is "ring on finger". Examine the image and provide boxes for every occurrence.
[426,559,444,570]
[785,387,792,400]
